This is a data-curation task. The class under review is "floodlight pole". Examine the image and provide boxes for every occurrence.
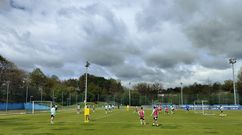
[40,87,43,102]
[30,96,33,102]
[23,80,29,103]
[26,84,28,103]
[229,58,237,105]
[129,82,131,106]
[62,91,64,107]
[180,82,183,105]
[52,89,55,103]
[84,61,90,108]
[5,81,10,112]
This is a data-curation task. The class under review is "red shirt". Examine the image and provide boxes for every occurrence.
[165,107,169,112]
[139,110,144,117]
[153,108,159,117]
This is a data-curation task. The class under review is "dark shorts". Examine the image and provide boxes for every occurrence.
[140,117,145,120]
[153,116,158,120]
[51,115,55,118]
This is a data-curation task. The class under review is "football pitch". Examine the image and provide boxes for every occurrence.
[0,108,242,135]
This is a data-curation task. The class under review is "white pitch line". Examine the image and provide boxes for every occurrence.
[92,111,123,121]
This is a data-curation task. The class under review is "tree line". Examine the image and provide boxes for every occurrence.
[1,55,242,105]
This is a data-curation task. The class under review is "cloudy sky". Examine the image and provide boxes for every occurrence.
[0,0,242,88]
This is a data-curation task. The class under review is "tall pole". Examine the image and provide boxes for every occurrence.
[180,82,183,105]
[25,85,28,103]
[52,89,55,103]
[41,88,43,102]
[229,58,237,105]
[129,82,131,106]
[62,91,64,107]
[6,81,10,112]
[76,91,78,105]
[39,87,43,102]
[84,61,90,108]
[30,96,33,102]
[232,63,236,105]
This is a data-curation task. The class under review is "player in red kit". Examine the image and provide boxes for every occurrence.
[158,105,162,112]
[165,105,169,114]
[138,107,146,125]
[151,106,159,126]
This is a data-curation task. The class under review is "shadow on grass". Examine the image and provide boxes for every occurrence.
[0,118,30,126]
[159,124,180,129]
[204,131,218,134]
[13,126,40,130]
[84,129,96,131]
[51,127,70,131]
[31,133,55,135]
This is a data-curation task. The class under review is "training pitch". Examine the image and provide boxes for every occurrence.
[0,108,242,135]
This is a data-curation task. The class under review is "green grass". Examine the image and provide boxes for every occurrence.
[0,108,242,135]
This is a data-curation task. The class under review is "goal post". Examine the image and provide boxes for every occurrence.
[193,100,215,115]
[193,100,203,114]
[201,100,215,116]
[31,101,52,114]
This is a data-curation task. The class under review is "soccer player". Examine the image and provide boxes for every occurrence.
[134,106,138,113]
[151,106,159,127]
[170,105,175,114]
[126,105,130,111]
[165,105,169,114]
[158,105,162,112]
[92,105,95,112]
[50,105,56,124]
[55,104,58,111]
[186,105,190,111]
[138,107,146,125]
[108,104,112,112]
[219,105,224,113]
[105,105,108,114]
[77,104,80,114]
[84,106,90,122]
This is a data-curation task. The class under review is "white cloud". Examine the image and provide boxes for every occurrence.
[0,0,241,88]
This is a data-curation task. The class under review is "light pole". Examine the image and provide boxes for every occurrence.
[62,91,64,107]
[23,80,29,103]
[129,82,131,106]
[52,89,55,103]
[229,58,237,105]
[30,96,33,102]
[76,81,80,105]
[180,82,183,105]
[76,86,80,105]
[4,81,10,112]
[39,87,43,102]
[84,61,90,108]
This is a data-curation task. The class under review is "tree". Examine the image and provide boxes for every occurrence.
[222,80,233,93]
[0,55,27,102]
[237,67,242,93]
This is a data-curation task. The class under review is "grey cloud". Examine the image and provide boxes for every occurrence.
[1,0,241,87]
[136,0,242,69]
[0,0,11,12]
[110,64,164,81]
[197,53,230,70]
[144,50,197,69]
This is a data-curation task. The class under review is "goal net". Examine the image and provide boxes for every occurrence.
[193,100,215,115]
[193,100,203,114]
[31,101,52,114]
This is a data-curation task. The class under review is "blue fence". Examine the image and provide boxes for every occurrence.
[24,103,50,110]
[0,103,24,110]
[181,104,242,110]
[0,103,50,110]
